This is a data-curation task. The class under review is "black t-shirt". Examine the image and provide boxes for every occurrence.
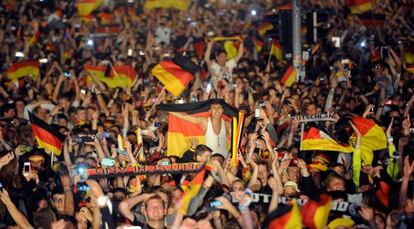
[131,215,166,229]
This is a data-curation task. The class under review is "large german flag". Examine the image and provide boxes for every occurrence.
[76,0,104,16]
[7,61,40,81]
[301,194,332,229]
[144,0,191,11]
[346,0,374,14]
[151,54,199,97]
[29,112,65,156]
[301,127,353,153]
[158,99,238,157]
[280,65,297,87]
[263,200,302,229]
[84,64,136,89]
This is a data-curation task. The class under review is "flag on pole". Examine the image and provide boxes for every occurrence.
[151,54,199,96]
[144,0,191,11]
[29,112,66,156]
[270,40,284,63]
[280,65,297,87]
[7,61,40,81]
[84,65,136,88]
[76,0,104,16]
[346,0,374,14]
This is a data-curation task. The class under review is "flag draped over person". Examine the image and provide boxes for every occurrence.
[157,99,238,157]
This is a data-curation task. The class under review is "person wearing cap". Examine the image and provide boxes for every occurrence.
[282,180,300,198]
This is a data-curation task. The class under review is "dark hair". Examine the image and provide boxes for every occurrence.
[33,207,56,229]
[195,144,212,157]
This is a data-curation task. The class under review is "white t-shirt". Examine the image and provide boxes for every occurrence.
[210,59,237,88]
[155,26,171,45]
[205,118,228,157]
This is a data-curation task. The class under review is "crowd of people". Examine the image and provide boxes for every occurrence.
[0,0,413,228]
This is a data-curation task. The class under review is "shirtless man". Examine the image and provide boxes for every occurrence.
[170,103,230,157]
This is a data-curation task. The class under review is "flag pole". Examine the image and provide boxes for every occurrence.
[145,86,166,121]
[266,38,273,67]
[299,122,305,151]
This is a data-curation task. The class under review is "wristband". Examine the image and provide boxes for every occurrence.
[387,137,393,142]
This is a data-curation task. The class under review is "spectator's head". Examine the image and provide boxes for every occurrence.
[209,102,224,119]
[143,194,167,222]
[325,173,346,192]
[33,207,56,229]
[283,180,300,197]
[215,50,227,66]
[195,144,212,163]
[51,215,77,229]
[51,190,65,215]
[75,207,92,229]
[257,160,268,186]
[231,179,246,191]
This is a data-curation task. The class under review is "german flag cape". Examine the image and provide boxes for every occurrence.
[29,112,66,156]
[157,99,238,157]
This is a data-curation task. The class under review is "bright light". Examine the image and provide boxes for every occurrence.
[87,39,94,46]
[39,58,48,63]
[251,10,257,16]
[359,40,367,48]
[15,52,24,57]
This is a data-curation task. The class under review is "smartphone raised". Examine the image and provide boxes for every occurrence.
[23,162,31,173]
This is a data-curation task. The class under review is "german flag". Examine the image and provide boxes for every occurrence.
[210,34,243,42]
[84,64,136,88]
[263,200,302,229]
[358,13,385,27]
[29,112,66,156]
[98,12,113,24]
[7,61,40,81]
[76,0,104,16]
[346,0,374,14]
[223,40,246,60]
[351,117,386,151]
[274,2,293,10]
[280,65,297,87]
[28,31,40,46]
[301,194,332,229]
[158,99,238,157]
[403,48,414,73]
[193,38,206,58]
[301,127,353,153]
[144,0,191,11]
[258,23,273,36]
[180,165,208,215]
[80,14,94,23]
[96,25,122,34]
[254,36,264,52]
[151,54,199,97]
[351,117,386,164]
[270,40,283,63]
